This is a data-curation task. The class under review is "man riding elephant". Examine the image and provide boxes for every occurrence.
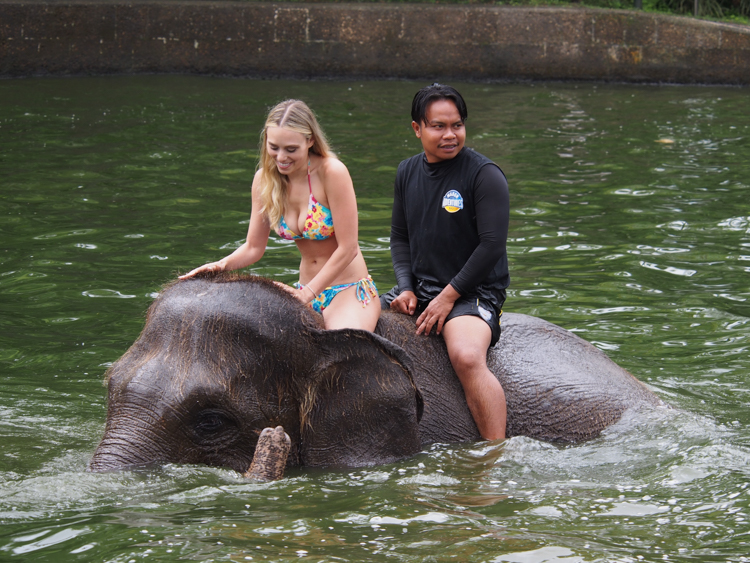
[381,83,510,441]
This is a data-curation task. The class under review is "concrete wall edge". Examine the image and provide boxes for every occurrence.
[1,1,749,84]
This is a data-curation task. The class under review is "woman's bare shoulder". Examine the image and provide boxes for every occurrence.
[318,156,352,186]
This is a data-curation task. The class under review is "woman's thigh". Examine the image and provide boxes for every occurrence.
[322,284,380,331]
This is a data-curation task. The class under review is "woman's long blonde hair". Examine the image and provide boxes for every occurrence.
[256,99,335,229]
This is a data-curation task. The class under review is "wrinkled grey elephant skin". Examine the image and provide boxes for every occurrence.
[376,307,664,446]
[89,274,664,473]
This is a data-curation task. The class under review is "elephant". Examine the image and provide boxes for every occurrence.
[89,273,664,475]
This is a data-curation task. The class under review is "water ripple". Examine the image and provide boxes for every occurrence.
[81,289,137,299]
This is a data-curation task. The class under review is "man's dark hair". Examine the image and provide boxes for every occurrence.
[411,83,468,125]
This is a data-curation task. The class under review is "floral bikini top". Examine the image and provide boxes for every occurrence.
[274,169,335,241]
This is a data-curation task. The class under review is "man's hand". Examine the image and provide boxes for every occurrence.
[416,285,460,336]
[390,290,417,316]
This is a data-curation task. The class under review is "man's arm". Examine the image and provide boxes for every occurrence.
[449,164,510,296]
[416,164,509,335]
[390,169,418,315]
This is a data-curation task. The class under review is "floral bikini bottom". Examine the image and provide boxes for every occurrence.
[295,276,379,314]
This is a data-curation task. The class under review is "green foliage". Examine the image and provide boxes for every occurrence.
[240,0,749,23]
[654,0,750,17]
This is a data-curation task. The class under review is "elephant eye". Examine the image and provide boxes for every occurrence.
[193,410,235,438]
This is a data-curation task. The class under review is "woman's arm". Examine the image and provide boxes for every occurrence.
[180,172,271,279]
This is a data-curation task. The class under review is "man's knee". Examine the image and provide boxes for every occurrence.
[447,345,486,375]
[445,336,490,378]
[443,315,491,373]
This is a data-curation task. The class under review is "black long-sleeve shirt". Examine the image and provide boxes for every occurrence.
[390,147,510,311]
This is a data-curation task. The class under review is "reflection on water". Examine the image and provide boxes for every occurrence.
[1,76,749,562]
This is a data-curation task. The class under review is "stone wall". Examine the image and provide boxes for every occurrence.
[1,0,749,83]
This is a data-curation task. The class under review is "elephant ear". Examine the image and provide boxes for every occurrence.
[299,328,423,468]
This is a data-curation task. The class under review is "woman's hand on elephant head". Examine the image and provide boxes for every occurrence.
[179,260,226,280]
[272,281,313,304]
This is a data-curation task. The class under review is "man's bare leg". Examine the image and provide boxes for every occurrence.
[442,315,506,441]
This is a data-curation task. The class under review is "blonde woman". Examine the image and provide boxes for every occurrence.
[181,99,380,331]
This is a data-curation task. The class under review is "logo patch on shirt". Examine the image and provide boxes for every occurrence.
[442,190,464,213]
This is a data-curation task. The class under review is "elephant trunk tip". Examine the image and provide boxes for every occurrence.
[87,456,132,473]
[244,426,291,481]
[88,441,162,473]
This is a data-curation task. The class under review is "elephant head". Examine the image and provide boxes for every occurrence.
[89,274,423,474]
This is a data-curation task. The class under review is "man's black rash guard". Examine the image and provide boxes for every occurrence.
[390,147,510,312]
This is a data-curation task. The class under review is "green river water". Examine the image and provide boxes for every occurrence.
[1,76,749,562]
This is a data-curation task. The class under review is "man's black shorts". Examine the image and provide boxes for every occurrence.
[380,286,502,347]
